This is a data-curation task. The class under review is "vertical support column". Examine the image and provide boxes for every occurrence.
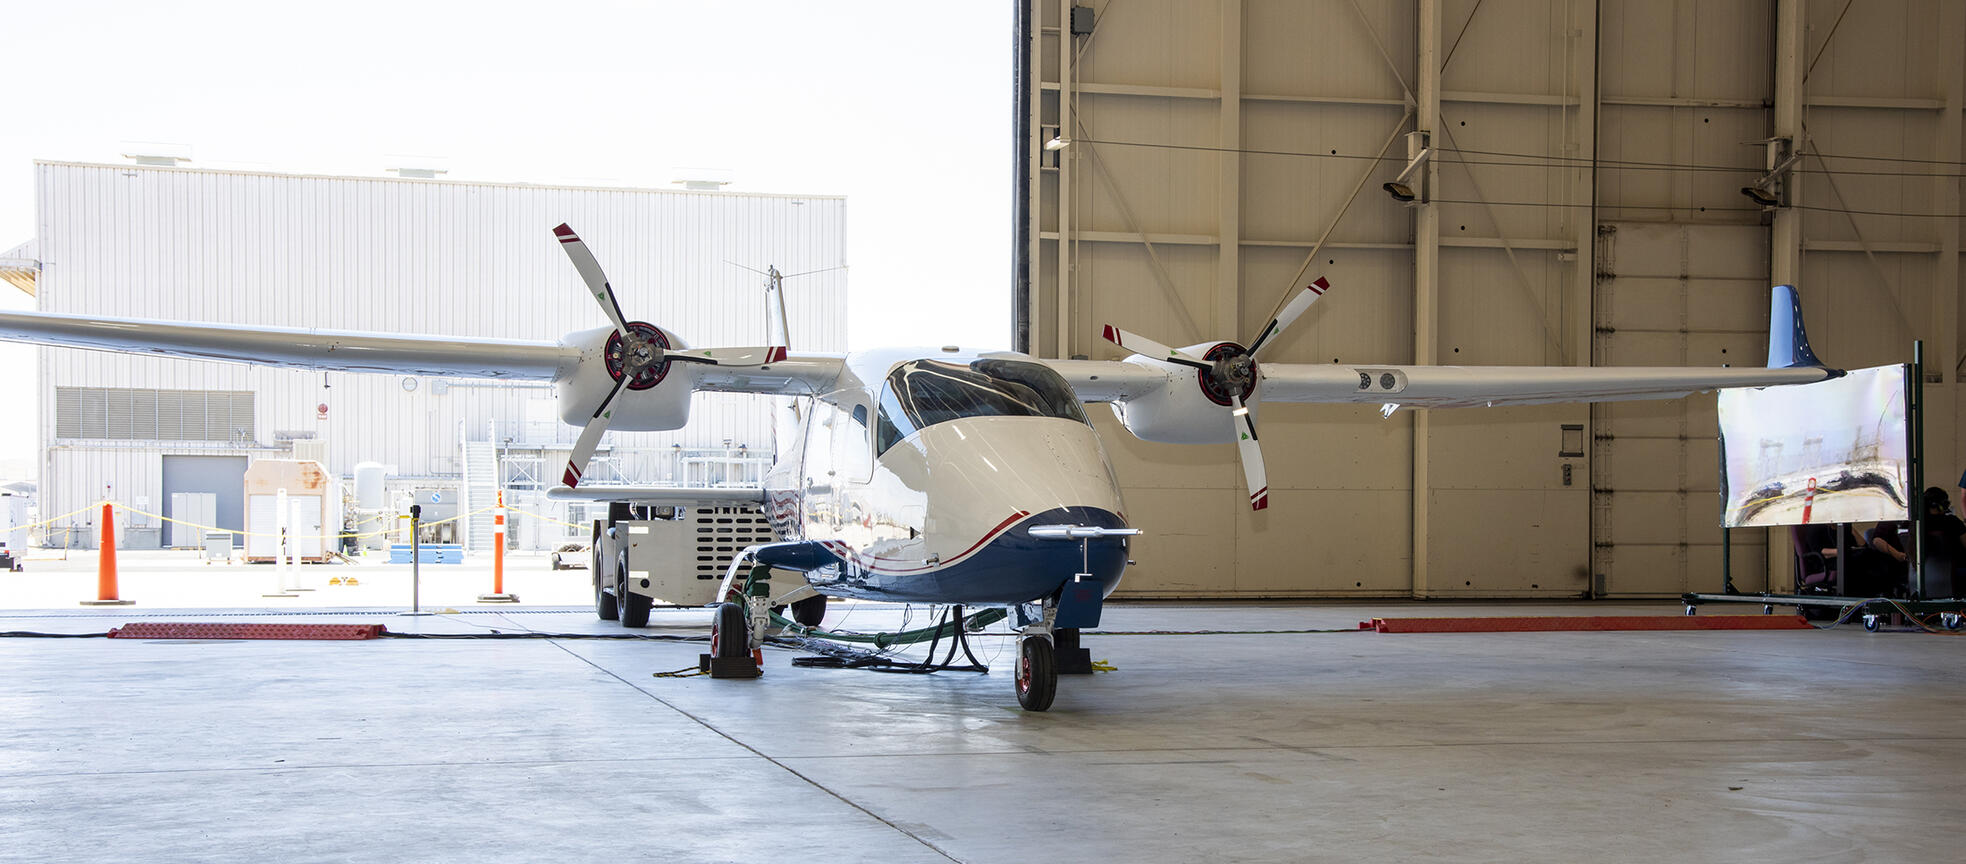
[1572,0,1598,363]
[1770,0,1804,288]
[1936,1,1962,389]
[1055,0,1076,359]
[1412,0,1442,598]
[1217,0,1242,340]
[1767,0,1806,592]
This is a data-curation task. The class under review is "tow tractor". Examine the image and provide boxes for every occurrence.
[588,500,822,627]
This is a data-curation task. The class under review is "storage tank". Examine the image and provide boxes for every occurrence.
[353,462,389,510]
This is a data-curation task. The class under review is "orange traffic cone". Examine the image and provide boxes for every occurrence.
[81,502,134,606]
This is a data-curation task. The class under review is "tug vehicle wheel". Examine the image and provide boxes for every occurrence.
[1015,637,1057,712]
[618,551,651,628]
[593,542,618,621]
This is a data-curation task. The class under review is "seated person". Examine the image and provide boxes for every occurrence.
[1925,487,1966,557]
[1799,522,1880,592]
[1864,488,1966,597]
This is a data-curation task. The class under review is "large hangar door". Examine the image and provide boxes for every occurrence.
[1591,223,1770,596]
[161,455,248,548]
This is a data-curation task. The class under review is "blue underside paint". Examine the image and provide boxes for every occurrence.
[809,506,1130,606]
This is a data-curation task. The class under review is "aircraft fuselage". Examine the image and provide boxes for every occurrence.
[762,348,1131,606]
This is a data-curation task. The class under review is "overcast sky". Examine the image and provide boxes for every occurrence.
[0,0,1014,472]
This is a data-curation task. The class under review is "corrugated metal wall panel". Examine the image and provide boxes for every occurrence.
[34,163,847,526]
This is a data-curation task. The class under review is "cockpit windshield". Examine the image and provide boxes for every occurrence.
[876,358,1090,454]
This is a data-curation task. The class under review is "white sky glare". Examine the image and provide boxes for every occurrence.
[0,0,1014,470]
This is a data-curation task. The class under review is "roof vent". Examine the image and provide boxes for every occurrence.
[671,167,733,192]
[120,141,192,167]
[386,155,450,179]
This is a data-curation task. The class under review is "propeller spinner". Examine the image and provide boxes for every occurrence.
[1101,276,1329,511]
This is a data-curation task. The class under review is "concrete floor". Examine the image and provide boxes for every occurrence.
[3,597,1964,863]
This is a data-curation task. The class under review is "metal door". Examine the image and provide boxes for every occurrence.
[161,455,248,547]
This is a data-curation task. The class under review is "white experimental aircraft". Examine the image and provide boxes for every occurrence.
[0,224,1837,709]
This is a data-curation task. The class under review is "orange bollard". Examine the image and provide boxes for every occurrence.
[81,502,134,606]
[478,490,517,603]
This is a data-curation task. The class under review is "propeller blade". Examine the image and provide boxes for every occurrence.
[1101,324,1211,370]
[1231,393,1269,511]
[1248,276,1330,358]
[553,224,632,335]
[561,376,628,488]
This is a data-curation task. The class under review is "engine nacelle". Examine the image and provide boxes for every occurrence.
[554,325,694,431]
[1109,351,1259,444]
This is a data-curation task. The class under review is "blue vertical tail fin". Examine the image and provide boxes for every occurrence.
[1767,284,1825,369]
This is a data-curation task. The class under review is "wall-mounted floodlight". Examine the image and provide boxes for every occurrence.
[1044,136,1072,151]
[1383,131,1431,205]
[1740,186,1782,208]
[1739,136,1798,209]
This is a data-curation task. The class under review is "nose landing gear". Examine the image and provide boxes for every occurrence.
[1016,635,1057,711]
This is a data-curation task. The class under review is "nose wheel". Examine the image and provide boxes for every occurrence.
[1015,636,1057,711]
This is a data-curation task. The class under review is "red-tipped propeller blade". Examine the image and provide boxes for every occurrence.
[1248,276,1329,359]
[553,224,633,336]
[1101,324,1211,370]
[1230,393,1269,511]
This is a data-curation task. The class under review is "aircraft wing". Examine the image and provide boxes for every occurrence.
[546,485,767,505]
[1254,363,1838,408]
[1040,360,1175,402]
[1047,358,1837,409]
[688,354,846,396]
[0,311,574,380]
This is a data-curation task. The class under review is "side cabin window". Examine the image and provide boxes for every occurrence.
[837,402,872,482]
[874,358,1090,455]
[804,397,873,484]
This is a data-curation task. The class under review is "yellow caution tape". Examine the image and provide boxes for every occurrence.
[16,497,589,543]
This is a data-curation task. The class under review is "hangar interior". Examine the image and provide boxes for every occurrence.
[6,3,1966,863]
[1022,0,1966,599]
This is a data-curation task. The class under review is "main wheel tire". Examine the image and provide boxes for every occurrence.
[711,602,749,661]
[791,595,827,628]
[1015,637,1057,712]
[618,551,652,628]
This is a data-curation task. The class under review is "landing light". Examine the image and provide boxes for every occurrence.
[1231,406,1249,417]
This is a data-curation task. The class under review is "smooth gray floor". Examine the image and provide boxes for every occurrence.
[3,602,1962,863]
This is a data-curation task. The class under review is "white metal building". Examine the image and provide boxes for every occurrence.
[27,161,847,549]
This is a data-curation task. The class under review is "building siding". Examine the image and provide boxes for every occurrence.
[34,161,847,538]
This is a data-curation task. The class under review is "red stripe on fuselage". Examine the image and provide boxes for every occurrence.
[825,511,1031,575]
